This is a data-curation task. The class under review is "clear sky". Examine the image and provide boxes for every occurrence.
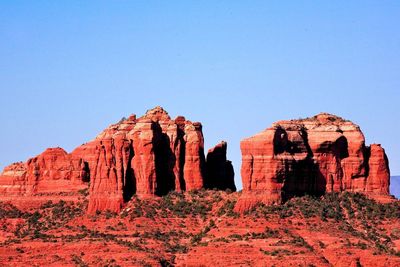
[1,1,399,190]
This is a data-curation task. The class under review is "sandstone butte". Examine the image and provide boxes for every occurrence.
[0,107,235,214]
[236,113,392,212]
[0,110,394,215]
[0,110,398,266]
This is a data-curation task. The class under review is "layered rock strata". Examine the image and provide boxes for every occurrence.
[73,106,207,213]
[0,107,233,214]
[236,113,391,212]
[0,148,88,196]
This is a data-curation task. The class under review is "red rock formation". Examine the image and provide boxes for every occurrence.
[131,119,157,197]
[236,113,391,212]
[366,144,390,195]
[84,138,133,214]
[205,141,236,191]
[0,148,88,196]
[25,147,89,194]
[72,115,136,214]
[0,107,226,214]
[172,116,186,192]
[0,162,29,195]
[183,122,206,190]
[142,108,182,195]
[85,107,208,212]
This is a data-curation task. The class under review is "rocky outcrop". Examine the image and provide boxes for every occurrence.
[236,113,391,212]
[71,115,136,214]
[0,162,27,195]
[0,107,234,214]
[0,148,88,196]
[366,144,390,195]
[205,142,236,191]
[81,106,208,213]
[183,122,206,190]
[131,119,156,197]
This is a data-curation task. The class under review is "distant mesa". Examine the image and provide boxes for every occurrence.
[235,113,392,212]
[0,106,235,214]
[390,176,400,199]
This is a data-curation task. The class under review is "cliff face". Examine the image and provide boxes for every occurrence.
[73,106,207,214]
[236,113,391,212]
[1,110,392,214]
[366,144,390,195]
[0,148,89,196]
[0,107,234,214]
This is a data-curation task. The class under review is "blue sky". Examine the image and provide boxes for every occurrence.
[1,1,399,190]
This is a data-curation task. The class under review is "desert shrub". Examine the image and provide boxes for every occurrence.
[350,193,400,220]
[339,222,365,239]
[144,206,156,219]
[190,233,203,245]
[165,243,188,253]
[228,234,243,240]
[190,219,216,245]
[289,235,314,251]
[159,258,174,267]
[251,228,280,239]
[217,199,239,217]
[278,205,294,219]
[71,254,88,267]
[244,192,400,223]
[48,200,84,221]
[168,197,211,218]
[211,191,223,202]
[2,206,24,218]
[318,241,326,248]
[28,211,42,226]
[105,210,117,219]
[356,241,368,250]
[78,188,89,197]
[40,200,54,209]
[390,228,400,240]
[261,248,295,256]
[130,205,144,219]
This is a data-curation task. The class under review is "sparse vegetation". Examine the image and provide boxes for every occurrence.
[247,192,399,222]
[0,191,399,266]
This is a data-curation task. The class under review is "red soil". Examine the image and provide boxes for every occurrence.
[0,190,399,266]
